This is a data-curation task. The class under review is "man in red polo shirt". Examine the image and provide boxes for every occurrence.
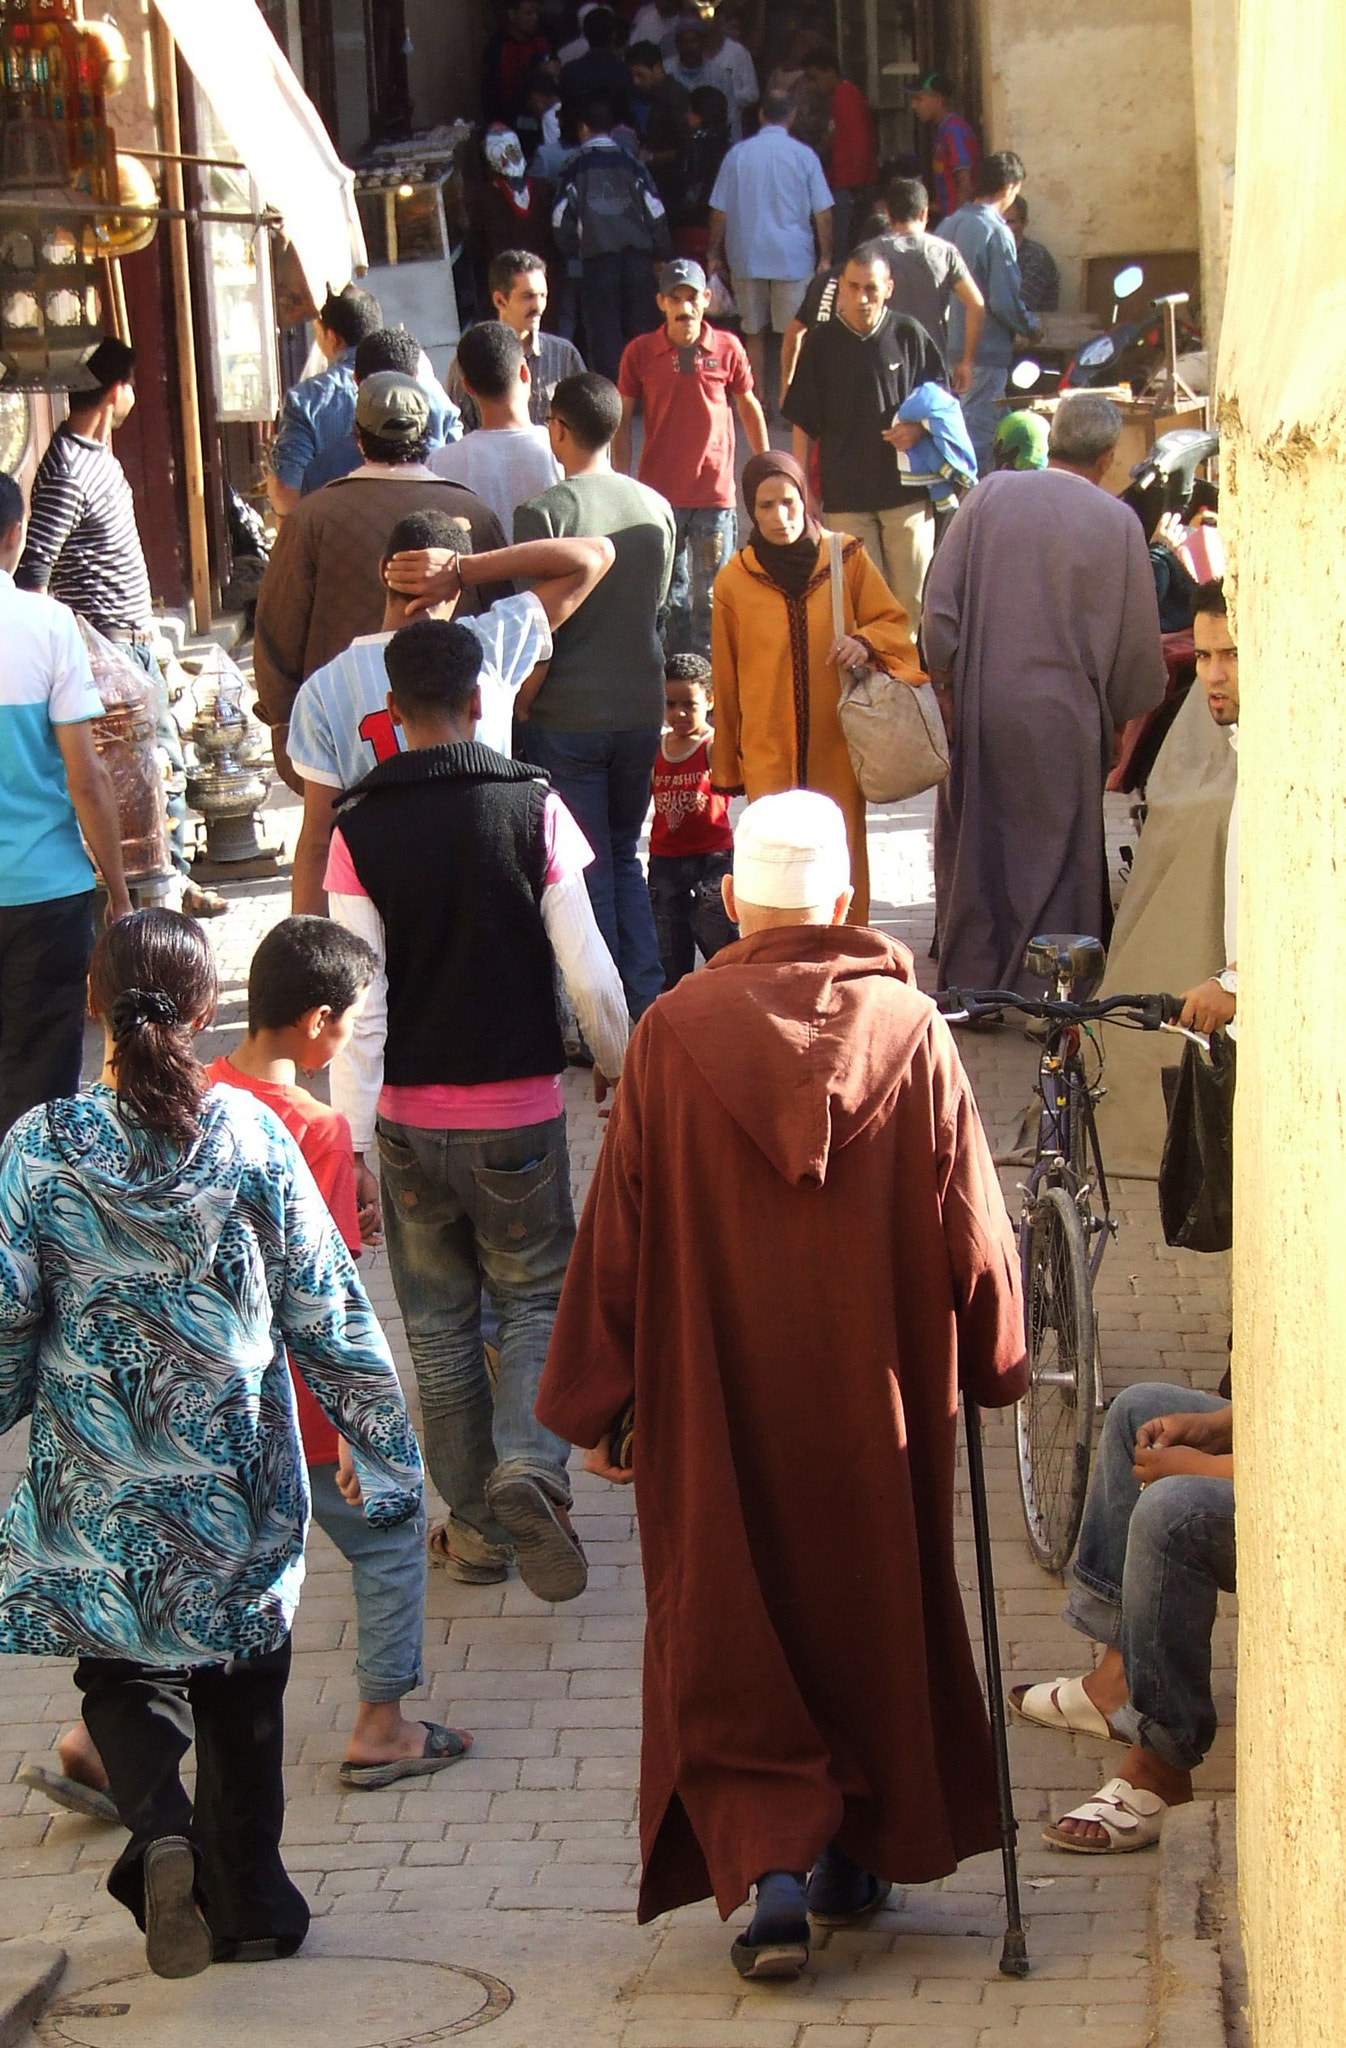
[615,258,769,656]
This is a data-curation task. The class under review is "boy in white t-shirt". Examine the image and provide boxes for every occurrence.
[429,325,560,530]
[287,508,612,912]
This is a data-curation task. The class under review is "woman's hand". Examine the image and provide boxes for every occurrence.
[829,633,869,674]
[583,1434,633,1485]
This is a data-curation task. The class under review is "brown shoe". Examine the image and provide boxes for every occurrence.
[427,1517,512,1584]
[484,1473,588,1603]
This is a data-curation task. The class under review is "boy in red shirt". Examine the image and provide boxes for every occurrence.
[648,653,738,987]
[29,918,467,1822]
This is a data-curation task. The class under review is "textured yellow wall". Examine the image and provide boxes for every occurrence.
[975,0,1199,311]
[1219,1,1346,2040]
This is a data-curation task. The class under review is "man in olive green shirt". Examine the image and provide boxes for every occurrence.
[514,372,675,1018]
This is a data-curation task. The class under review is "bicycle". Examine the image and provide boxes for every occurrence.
[936,935,1187,1575]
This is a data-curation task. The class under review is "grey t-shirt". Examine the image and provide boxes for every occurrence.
[874,230,973,352]
[513,472,676,734]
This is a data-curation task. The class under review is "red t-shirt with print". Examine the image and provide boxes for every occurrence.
[650,735,733,859]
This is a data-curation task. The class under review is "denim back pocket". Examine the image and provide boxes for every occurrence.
[471,1150,566,1252]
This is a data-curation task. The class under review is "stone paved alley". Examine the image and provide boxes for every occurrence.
[0,780,1236,2048]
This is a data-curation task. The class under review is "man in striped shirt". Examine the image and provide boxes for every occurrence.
[15,338,224,916]
[16,337,151,639]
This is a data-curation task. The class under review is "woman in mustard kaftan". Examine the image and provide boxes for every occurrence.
[710,451,923,922]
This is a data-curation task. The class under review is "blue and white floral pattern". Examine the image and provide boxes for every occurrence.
[0,1084,422,1664]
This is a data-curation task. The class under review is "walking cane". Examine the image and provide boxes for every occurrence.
[962,1395,1030,1978]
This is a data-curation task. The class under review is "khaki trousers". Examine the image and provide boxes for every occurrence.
[828,498,936,636]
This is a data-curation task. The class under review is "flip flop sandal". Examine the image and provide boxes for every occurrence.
[338,1721,472,1791]
[1041,1775,1168,1854]
[1009,1676,1123,1742]
[143,1835,213,1979]
[20,1763,119,1825]
[427,1520,511,1585]
[485,1473,588,1603]
[730,1934,810,1981]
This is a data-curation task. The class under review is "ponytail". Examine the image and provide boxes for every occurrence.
[89,910,218,1147]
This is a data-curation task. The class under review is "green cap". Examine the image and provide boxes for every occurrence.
[355,370,430,443]
[994,408,1050,470]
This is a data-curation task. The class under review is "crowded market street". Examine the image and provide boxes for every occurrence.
[0,780,1238,2048]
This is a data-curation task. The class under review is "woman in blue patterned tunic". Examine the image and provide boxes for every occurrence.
[0,910,423,1978]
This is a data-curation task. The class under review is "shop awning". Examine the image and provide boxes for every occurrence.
[154,0,367,303]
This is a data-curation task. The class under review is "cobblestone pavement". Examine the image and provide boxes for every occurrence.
[0,780,1235,2048]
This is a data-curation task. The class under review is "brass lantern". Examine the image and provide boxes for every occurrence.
[0,118,103,390]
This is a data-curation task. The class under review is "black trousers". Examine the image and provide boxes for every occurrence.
[74,1636,310,1956]
[0,891,96,1138]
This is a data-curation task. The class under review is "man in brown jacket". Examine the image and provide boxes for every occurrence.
[253,372,509,785]
[537,790,1028,1982]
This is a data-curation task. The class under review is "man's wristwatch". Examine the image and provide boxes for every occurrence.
[1216,968,1238,996]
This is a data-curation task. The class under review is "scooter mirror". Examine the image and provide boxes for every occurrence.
[1112,264,1145,301]
[1010,359,1041,391]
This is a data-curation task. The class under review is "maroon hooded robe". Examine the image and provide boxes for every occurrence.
[536,924,1028,1924]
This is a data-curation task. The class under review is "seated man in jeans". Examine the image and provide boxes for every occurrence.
[326,613,629,1601]
[1010,1381,1234,1854]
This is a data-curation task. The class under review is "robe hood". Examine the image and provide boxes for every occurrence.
[659,925,934,1187]
[41,1084,253,1279]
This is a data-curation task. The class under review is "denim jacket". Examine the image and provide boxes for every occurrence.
[270,357,461,496]
[0,1085,423,1664]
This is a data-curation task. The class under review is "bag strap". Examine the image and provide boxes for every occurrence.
[827,530,845,642]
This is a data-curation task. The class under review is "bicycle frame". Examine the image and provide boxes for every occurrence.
[1025,1025,1115,1282]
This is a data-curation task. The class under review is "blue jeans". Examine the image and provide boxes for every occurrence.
[308,1463,427,1704]
[520,724,665,1018]
[581,248,658,382]
[959,361,1010,476]
[664,507,737,658]
[376,1115,575,1549]
[1067,1382,1235,1772]
[647,848,736,988]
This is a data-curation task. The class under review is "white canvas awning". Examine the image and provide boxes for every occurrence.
[154,0,367,302]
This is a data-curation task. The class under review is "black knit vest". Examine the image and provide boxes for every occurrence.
[336,742,566,1087]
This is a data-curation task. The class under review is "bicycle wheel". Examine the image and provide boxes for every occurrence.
[1017,1183,1097,1574]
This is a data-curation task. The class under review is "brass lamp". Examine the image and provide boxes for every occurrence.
[0,115,103,389]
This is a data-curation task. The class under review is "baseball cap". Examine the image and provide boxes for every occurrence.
[355,370,430,442]
[917,71,954,98]
[658,258,707,296]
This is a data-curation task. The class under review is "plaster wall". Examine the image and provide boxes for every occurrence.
[1189,0,1238,356]
[974,0,1199,313]
[1219,0,1346,2040]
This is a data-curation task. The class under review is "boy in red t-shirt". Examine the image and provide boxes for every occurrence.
[648,653,739,988]
[30,919,467,1823]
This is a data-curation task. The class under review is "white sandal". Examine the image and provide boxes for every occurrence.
[1008,1675,1121,1742]
[1042,1776,1168,1854]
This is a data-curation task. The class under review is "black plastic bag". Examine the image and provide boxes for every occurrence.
[1159,1032,1236,1252]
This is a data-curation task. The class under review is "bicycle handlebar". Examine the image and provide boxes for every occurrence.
[935,988,1183,1029]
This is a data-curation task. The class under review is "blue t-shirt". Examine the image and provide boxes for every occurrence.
[0,572,104,907]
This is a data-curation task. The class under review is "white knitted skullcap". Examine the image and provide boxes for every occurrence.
[732,790,851,909]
